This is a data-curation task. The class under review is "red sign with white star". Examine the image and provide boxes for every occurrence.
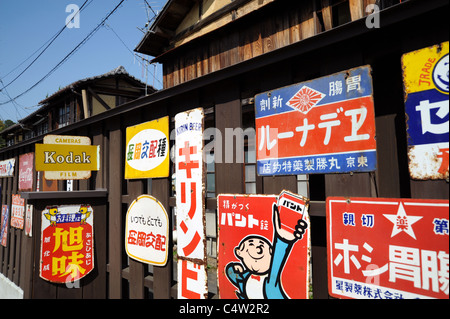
[327,197,449,299]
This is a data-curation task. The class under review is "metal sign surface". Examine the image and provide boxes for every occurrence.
[25,204,33,237]
[11,194,25,229]
[0,158,15,177]
[327,197,449,299]
[125,195,169,266]
[35,135,99,180]
[402,41,449,180]
[175,107,208,299]
[18,152,34,191]
[218,191,310,299]
[125,116,169,179]
[255,66,376,176]
[1,204,9,247]
[40,204,94,283]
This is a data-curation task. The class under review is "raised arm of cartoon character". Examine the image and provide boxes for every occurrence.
[262,202,308,298]
[272,203,308,242]
[225,202,308,299]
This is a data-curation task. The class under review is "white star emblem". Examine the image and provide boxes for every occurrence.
[383,203,423,239]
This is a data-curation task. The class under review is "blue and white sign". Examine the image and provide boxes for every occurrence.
[255,66,377,176]
[0,158,15,178]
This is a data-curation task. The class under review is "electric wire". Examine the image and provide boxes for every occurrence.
[0,0,91,91]
[0,0,126,106]
[105,23,162,88]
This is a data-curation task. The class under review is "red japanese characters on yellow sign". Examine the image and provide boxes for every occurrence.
[40,204,94,283]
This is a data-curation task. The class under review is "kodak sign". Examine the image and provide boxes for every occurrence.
[35,135,99,180]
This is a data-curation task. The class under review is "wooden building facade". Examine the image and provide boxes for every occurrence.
[0,0,448,299]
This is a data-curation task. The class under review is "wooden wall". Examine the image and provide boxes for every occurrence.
[162,0,382,89]
[0,0,448,299]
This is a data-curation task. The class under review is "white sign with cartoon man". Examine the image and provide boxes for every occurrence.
[217,191,311,299]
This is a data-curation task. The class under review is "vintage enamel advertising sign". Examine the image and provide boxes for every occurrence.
[125,195,169,266]
[327,197,449,299]
[19,152,34,191]
[175,107,208,299]
[218,190,310,299]
[255,66,376,176]
[40,204,94,283]
[10,194,25,229]
[402,41,449,180]
[35,135,99,180]
[25,204,33,237]
[0,158,15,177]
[125,116,169,179]
[1,204,9,247]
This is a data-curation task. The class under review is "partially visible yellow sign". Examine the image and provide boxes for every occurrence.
[401,42,449,180]
[35,135,99,180]
[125,116,169,179]
[402,41,449,95]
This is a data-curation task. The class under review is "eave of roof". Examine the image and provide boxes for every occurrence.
[135,0,268,60]
[39,66,150,105]
[135,0,197,57]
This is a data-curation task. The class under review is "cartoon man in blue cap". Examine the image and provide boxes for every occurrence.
[225,203,308,299]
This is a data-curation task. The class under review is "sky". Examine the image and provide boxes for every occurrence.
[0,0,168,122]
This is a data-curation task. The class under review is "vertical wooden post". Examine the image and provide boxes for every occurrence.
[108,118,123,299]
[83,126,107,299]
[127,180,145,299]
[152,178,172,299]
[215,82,244,195]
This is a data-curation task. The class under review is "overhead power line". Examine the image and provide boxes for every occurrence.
[0,0,126,106]
[105,23,162,88]
[0,0,90,91]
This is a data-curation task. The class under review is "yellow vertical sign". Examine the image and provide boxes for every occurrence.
[125,116,169,179]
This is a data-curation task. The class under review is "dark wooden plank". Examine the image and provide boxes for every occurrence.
[81,125,108,299]
[214,82,244,194]
[325,173,374,197]
[123,109,146,299]
[312,246,328,299]
[127,179,145,299]
[410,180,449,200]
[20,206,35,298]
[263,175,297,195]
[82,202,107,298]
[375,114,401,198]
[152,178,173,299]
[20,190,108,200]
[108,118,123,299]
[20,146,37,297]
[13,228,21,285]
[7,228,15,280]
